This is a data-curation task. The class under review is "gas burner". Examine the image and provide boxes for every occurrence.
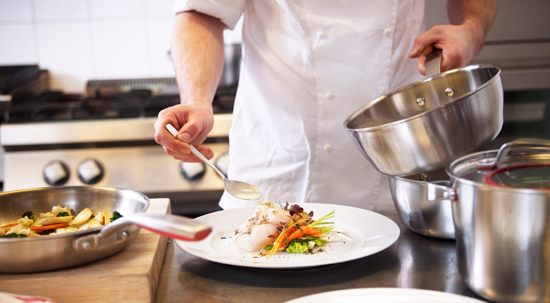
[2,82,236,123]
[7,91,81,122]
[73,90,152,120]
[143,95,180,117]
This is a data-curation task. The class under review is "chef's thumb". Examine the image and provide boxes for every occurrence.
[177,122,200,144]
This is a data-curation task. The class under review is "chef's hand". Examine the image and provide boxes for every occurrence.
[408,22,485,76]
[154,102,214,162]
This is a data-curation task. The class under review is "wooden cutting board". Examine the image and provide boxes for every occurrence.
[0,198,171,303]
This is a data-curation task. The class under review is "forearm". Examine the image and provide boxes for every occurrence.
[447,0,497,51]
[171,11,225,106]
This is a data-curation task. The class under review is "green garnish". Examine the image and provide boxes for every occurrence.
[286,241,309,253]
[56,212,70,217]
[308,210,335,228]
[110,211,123,222]
[21,211,37,221]
[0,233,28,238]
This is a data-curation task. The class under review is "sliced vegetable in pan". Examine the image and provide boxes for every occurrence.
[0,205,124,238]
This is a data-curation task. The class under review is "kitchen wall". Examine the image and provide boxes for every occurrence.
[0,0,242,93]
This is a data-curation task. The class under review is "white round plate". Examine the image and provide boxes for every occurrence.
[175,203,400,269]
[285,288,485,303]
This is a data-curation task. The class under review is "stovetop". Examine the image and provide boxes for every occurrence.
[3,87,236,123]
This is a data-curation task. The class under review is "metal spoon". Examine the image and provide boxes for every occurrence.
[165,123,262,201]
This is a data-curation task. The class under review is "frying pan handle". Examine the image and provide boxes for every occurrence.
[101,213,212,242]
[477,138,550,170]
[73,213,212,252]
[425,48,442,77]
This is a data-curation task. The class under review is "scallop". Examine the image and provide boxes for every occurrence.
[234,223,279,252]
[234,202,292,252]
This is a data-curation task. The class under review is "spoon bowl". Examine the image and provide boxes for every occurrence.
[165,124,262,201]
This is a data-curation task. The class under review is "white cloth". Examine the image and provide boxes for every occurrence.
[174,0,425,211]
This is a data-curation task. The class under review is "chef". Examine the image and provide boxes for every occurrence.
[154,0,497,210]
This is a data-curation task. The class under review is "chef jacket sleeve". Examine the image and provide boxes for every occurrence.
[173,0,245,30]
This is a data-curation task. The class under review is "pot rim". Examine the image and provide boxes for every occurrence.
[446,149,550,195]
[344,64,501,132]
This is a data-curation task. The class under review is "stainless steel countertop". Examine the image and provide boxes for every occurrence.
[154,209,488,302]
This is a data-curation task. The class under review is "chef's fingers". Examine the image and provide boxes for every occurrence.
[410,26,445,75]
[194,145,214,160]
[164,145,214,162]
[440,48,463,73]
[154,117,191,154]
[157,121,214,160]
[177,118,200,144]
[416,45,434,76]
[409,30,439,59]
[176,108,213,146]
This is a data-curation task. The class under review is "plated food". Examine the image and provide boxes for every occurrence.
[0,205,122,238]
[175,203,400,269]
[234,202,343,257]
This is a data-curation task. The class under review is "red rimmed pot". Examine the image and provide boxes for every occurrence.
[427,138,550,302]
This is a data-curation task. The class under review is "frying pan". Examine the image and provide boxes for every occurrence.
[0,186,212,273]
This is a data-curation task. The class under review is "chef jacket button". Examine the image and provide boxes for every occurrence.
[384,28,392,37]
[323,144,332,152]
[317,31,326,39]
[325,92,334,100]
[379,87,387,94]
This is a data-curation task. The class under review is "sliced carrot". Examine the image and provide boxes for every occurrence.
[1,223,18,229]
[287,226,322,242]
[266,227,296,257]
[104,211,109,225]
[264,226,325,257]
[30,222,68,231]
[259,238,276,252]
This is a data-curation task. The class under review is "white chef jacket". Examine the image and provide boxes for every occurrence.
[174,0,425,210]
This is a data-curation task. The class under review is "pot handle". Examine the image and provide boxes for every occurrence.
[425,48,442,77]
[426,182,457,202]
[73,213,212,252]
[477,138,550,170]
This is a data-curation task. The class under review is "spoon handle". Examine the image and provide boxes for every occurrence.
[165,124,228,180]
[188,144,228,180]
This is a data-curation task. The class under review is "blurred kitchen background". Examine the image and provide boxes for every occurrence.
[0,0,548,216]
[0,0,242,90]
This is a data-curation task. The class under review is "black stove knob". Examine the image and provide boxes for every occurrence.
[180,162,206,181]
[215,152,230,177]
[77,159,104,185]
[43,161,70,186]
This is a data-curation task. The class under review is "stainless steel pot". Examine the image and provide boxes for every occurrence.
[0,186,211,273]
[389,168,455,239]
[344,52,503,176]
[428,139,550,302]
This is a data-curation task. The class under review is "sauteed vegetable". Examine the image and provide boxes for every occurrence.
[0,205,123,238]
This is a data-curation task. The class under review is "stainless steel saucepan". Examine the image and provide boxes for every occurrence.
[344,50,503,176]
[427,139,550,302]
[0,186,212,273]
[388,168,454,239]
